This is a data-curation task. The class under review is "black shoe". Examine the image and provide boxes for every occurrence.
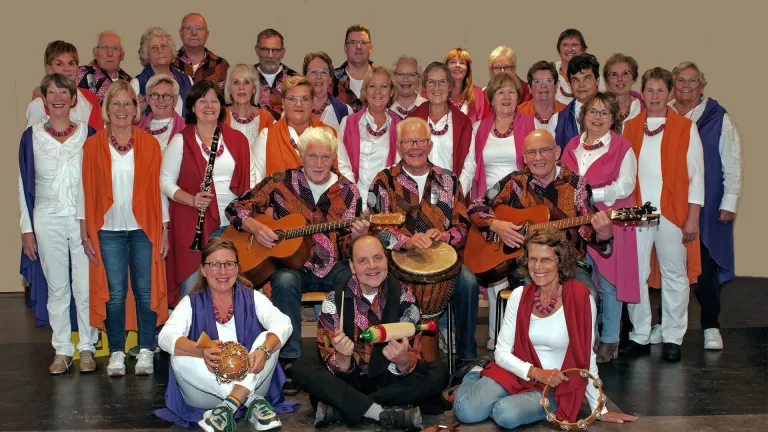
[379,406,422,431]
[280,360,300,396]
[662,342,681,362]
[618,340,651,356]
[314,401,342,427]
[452,356,492,386]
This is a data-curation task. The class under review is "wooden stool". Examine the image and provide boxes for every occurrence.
[494,289,513,341]
[72,330,138,359]
[301,292,328,303]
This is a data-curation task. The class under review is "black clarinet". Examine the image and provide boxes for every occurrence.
[190,126,221,251]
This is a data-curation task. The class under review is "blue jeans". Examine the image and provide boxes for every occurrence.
[271,261,352,358]
[98,229,155,353]
[587,254,622,344]
[179,225,227,299]
[451,264,479,361]
[454,370,557,429]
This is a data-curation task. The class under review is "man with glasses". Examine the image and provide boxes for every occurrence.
[467,129,614,302]
[554,53,601,151]
[172,13,229,87]
[486,46,531,103]
[75,31,132,104]
[333,24,374,113]
[368,117,481,373]
[254,28,298,119]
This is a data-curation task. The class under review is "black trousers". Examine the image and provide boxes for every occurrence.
[291,357,448,426]
[692,240,722,329]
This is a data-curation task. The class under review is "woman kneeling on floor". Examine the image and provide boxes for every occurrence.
[453,228,638,429]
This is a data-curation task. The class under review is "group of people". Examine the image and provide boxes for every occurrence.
[18,11,741,432]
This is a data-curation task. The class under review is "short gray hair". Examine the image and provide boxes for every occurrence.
[146,73,180,97]
[392,55,422,76]
[396,117,428,141]
[138,27,177,67]
[224,63,260,105]
[297,127,337,157]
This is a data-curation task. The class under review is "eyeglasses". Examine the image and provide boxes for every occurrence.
[490,65,516,73]
[308,69,330,77]
[523,146,556,158]
[532,78,556,86]
[285,96,311,105]
[345,40,371,47]
[608,70,633,80]
[560,42,582,51]
[110,100,134,109]
[149,44,170,53]
[182,25,206,33]
[586,108,611,119]
[394,72,418,79]
[399,138,430,148]
[258,47,284,55]
[97,45,122,53]
[676,77,700,85]
[149,93,174,101]
[204,261,238,271]
[425,79,448,88]
[305,154,333,163]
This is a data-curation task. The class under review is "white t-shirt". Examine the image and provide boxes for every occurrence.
[348,75,363,99]
[403,167,429,202]
[473,122,518,191]
[259,65,283,87]
[306,171,338,203]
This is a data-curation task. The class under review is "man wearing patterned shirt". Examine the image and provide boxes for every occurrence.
[368,117,480,369]
[467,129,614,300]
[254,28,298,119]
[226,127,367,394]
[74,31,132,104]
[332,24,374,113]
[292,235,448,430]
[173,13,229,86]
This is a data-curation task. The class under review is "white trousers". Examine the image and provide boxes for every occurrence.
[172,332,280,409]
[34,214,98,356]
[628,216,690,345]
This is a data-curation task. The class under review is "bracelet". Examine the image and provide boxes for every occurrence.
[256,344,272,360]
[81,237,89,245]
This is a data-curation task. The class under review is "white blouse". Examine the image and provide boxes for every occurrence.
[228,111,263,157]
[470,121,519,192]
[535,111,560,139]
[252,127,301,184]
[158,289,293,356]
[572,131,637,206]
[146,117,175,153]
[130,78,185,117]
[19,122,88,233]
[318,102,354,134]
[25,89,97,129]
[495,286,606,414]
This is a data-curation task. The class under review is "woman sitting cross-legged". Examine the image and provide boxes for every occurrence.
[155,238,294,432]
[452,228,638,429]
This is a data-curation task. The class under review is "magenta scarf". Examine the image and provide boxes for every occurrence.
[342,108,400,181]
[561,131,640,303]
[470,110,534,200]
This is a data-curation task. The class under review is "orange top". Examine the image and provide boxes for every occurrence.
[82,127,168,329]
[223,107,275,133]
[517,99,567,117]
[265,117,337,176]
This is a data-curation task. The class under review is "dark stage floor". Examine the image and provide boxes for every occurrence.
[1,277,766,431]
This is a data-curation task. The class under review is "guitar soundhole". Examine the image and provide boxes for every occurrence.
[502,244,520,256]
[275,231,286,243]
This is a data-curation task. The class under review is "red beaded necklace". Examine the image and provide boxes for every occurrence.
[213,302,235,324]
[312,100,330,116]
[430,121,449,136]
[582,140,605,151]
[110,134,134,152]
[289,137,298,151]
[644,121,666,136]
[559,85,573,98]
[198,127,225,156]
[533,287,560,315]
[534,112,552,125]
[44,121,76,138]
[396,104,414,117]
[366,117,389,137]
[231,110,256,124]
[144,118,172,136]
[492,117,514,138]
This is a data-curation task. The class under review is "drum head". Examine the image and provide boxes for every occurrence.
[391,242,458,276]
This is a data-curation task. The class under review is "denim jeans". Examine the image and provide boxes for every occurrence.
[179,225,227,299]
[98,229,156,353]
[454,370,557,429]
[451,264,479,361]
[587,254,622,343]
[270,261,352,358]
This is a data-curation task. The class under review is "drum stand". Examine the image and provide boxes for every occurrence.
[446,305,454,375]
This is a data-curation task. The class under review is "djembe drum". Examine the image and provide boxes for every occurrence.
[389,241,460,362]
[213,341,251,384]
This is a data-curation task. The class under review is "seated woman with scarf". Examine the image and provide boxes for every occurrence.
[452,229,637,429]
[155,238,294,432]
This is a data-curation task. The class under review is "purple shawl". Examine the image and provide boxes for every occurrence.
[154,283,298,428]
[470,110,534,200]
[137,111,187,139]
[342,108,400,181]
[19,126,96,328]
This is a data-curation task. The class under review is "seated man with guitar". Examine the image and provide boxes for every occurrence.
[225,126,368,395]
[467,129,614,303]
[292,235,448,431]
[368,117,481,371]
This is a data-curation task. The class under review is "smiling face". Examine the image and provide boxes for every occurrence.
[393,58,419,98]
[350,236,388,292]
[307,57,332,97]
[674,67,703,105]
[643,78,670,116]
[523,130,560,181]
[584,99,612,138]
[446,56,468,84]
[201,249,239,295]
[193,88,221,124]
[492,83,519,117]
[570,69,599,103]
[425,68,450,105]
[397,120,432,172]
[107,90,136,127]
[365,71,393,110]
[147,81,176,119]
[489,56,516,78]
[43,82,75,118]
[344,31,372,65]
[558,36,584,65]
[45,53,78,82]
[301,140,334,185]
[283,85,312,126]
[531,69,556,103]
[606,61,633,97]
[527,243,559,289]
[229,66,256,106]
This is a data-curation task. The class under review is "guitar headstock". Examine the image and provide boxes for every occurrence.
[370,213,406,226]
[610,202,660,224]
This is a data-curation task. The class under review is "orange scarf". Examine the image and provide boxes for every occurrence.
[265,116,337,176]
[82,127,168,329]
[624,108,701,286]
[223,107,275,133]
[517,99,567,116]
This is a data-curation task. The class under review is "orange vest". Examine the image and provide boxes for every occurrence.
[82,127,168,329]
[264,117,337,176]
[223,107,275,133]
[517,99,567,116]
[623,108,701,286]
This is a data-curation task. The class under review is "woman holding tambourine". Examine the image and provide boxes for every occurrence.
[453,229,638,429]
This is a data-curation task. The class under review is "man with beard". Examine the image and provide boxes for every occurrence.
[254,28,298,118]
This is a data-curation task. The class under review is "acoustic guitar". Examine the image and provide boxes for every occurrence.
[464,202,658,283]
[221,213,405,286]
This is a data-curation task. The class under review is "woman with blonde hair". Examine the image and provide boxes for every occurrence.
[391,55,427,118]
[486,46,530,103]
[136,74,186,152]
[444,48,491,123]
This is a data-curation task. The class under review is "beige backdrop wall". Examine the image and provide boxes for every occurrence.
[1,1,764,292]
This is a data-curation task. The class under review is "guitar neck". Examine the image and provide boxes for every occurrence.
[530,214,596,231]
[284,215,368,239]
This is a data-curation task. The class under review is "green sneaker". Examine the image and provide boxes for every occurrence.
[246,395,281,431]
[198,405,236,432]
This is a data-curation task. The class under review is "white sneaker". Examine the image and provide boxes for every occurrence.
[135,349,155,375]
[486,339,495,351]
[108,351,126,376]
[649,324,662,344]
[704,328,724,350]
[247,395,282,431]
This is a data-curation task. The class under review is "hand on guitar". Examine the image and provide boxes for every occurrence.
[490,220,526,248]
[404,232,433,250]
[350,219,371,240]
[243,218,279,248]
[591,210,614,241]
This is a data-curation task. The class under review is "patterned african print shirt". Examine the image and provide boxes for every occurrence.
[255,63,298,119]
[368,161,469,251]
[75,62,132,105]
[332,60,373,113]
[225,168,360,277]
[173,48,229,87]
[467,163,609,259]
[318,275,422,376]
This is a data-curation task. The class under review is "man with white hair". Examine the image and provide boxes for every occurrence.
[74,30,132,104]
[226,126,369,395]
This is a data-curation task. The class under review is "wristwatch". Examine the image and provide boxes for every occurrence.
[256,344,272,360]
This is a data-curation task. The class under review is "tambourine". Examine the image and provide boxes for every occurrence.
[540,368,606,430]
